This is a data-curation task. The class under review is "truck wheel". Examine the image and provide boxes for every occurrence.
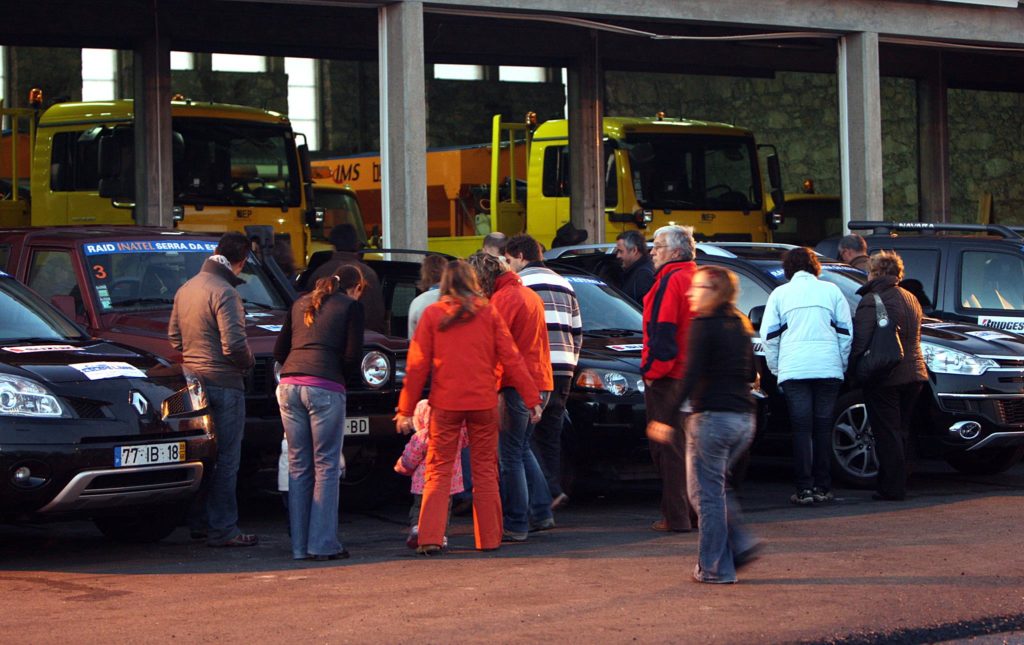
[945,446,1024,476]
[94,507,183,543]
[830,391,878,488]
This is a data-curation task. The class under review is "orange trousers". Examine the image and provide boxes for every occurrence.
[418,407,501,550]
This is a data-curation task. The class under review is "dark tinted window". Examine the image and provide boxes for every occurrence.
[542,145,569,198]
[0,278,84,341]
[0,244,10,271]
[886,248,939,311]
[959,250,1024,312]
[50,129,102,191]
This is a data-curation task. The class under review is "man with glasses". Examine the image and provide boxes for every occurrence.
[641,225,698,533]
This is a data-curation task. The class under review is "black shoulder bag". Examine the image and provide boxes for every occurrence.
[854,292,904,383]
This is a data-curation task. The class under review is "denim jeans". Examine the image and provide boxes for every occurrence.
[277,383,346,559]
[205,385,246,545]
[499,388,553,533]
[531,375,572,498]
[784,378,842,491]
[686,410,757,583]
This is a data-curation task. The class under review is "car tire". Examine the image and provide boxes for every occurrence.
[830,391,879,488]
[94,506,184,543]
[944,446,1024,476]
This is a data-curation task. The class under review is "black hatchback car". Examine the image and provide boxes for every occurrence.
[0,270,215,542]
[548,242,1024,487]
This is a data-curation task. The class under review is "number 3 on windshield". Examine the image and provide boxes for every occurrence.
[93,265,107,280]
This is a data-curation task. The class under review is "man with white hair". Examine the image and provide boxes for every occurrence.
[641,225,698,533]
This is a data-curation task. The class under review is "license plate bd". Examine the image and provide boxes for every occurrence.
[344,417,370,436]
[115,442,186,467]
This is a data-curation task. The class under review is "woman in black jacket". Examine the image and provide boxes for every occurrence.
[680,265,762,584]
[850,251,927,501]
[274,264,365,560]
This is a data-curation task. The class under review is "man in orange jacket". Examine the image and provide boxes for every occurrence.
[642,225,698,533]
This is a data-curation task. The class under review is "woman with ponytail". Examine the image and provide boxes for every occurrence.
[395,260,543,555]
[274,264,365,560]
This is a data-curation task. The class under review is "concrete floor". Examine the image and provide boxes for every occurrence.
[2,459,1023,644]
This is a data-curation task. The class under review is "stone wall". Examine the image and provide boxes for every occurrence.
[319,60,566,156]
[949,88,1024,226]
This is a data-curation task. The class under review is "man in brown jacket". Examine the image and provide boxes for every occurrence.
[169,231,257,547]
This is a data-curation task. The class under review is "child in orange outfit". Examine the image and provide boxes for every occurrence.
[394,399,468,549]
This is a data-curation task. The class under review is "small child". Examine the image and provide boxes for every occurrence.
[394,399,468,549]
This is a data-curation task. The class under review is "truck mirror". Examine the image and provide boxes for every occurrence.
[766,153,783,193]
[97,127,135,205]
[298,144,313,184]
[305,206,325,227]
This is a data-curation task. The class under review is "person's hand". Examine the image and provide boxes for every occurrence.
[646,420,674,445]
[529,404,543,425]
[393,413,414,434]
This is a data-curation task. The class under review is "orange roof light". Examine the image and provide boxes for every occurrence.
[28,88,43,108]
[802,178,815,194]
[656,111,666,121]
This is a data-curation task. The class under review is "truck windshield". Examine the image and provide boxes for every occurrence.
[311,187,368,245]
[625,134,761,212]
[173,120,300,208]
[82,240,286,312]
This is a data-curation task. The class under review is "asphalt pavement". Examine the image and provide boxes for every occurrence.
[2,459,1023,644]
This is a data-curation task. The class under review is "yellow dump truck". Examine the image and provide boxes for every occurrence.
[1,97,321,266]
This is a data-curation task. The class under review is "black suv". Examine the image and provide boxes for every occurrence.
[816,221,1024,332]
[0,271,215,542]
[548,242,1024,486]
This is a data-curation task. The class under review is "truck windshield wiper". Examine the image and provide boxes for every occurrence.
[243,300,275,310]
[585,328,642,336]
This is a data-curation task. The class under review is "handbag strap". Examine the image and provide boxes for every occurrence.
[872,292,890,328]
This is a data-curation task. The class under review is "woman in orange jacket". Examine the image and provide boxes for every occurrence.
[395,260,543,555]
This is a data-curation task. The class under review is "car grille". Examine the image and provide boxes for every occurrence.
[162,388,191,417]
[67,398,108,419]
[996,399,1024,425]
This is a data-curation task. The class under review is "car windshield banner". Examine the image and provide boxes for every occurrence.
[83,240,218,255]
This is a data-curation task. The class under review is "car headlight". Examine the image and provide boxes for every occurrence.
[361,351,390,388]
[575,369,641,396]
[0,373,64,417]
[183,367,208,410]
[921,342,998,376]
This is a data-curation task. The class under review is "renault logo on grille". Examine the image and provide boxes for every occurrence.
[130,391,149,416]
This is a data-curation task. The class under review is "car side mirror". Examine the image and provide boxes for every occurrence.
[747,305,765,330]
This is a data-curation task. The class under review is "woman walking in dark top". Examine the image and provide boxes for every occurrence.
[850,251,927,501]
[274,264,365,560]
[681,266,761,584]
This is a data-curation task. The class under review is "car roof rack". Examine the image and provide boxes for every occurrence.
[848,220,1023,240]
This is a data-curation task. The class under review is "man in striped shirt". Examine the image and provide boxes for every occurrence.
[506,234,583,511]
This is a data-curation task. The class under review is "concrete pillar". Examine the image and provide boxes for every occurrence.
[378,0,428,251]
[567,30,604,245]
[917,55,950,223]
[838,32,884,227]
[133,30,173,227]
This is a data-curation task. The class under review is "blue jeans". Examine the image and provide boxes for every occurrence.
[205,385,246,545]
[277,383,346,559]
[783,378,842,491]
[686,410,757,583]
[499,388,553,533]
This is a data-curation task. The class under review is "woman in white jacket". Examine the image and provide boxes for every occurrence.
[762,247,852,506]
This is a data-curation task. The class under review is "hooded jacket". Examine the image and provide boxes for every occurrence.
[490,271,554,391]
[169,258,254,390]
[398,296,542,415]
[762,270,853,383]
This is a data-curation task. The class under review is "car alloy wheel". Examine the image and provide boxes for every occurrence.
[831,393,878,488]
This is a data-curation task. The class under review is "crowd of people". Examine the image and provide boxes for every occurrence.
[167,225,926,583]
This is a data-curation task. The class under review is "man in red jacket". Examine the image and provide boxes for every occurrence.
[642,225,698,533]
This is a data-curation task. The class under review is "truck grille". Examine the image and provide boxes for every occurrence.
[247,356,275,398]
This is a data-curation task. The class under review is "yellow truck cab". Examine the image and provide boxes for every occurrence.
[500,114,784,247]
[4,98,318,266]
